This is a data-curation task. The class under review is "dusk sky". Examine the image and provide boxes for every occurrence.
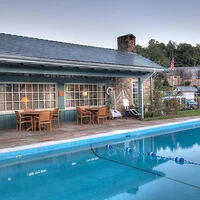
[0,0,200,49]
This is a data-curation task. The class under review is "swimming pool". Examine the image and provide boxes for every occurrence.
[1,121,200,199]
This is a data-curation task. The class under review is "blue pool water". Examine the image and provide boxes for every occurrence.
[1,127,200,199]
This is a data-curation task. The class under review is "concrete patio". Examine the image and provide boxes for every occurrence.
[0,116,200,150]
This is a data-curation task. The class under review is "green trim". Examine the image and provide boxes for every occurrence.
[0,63,148,78]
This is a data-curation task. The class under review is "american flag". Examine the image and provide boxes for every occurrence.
[170,57,175,71]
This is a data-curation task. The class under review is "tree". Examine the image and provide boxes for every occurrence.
[136,39,200,68]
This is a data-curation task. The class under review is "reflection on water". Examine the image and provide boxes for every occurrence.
[0,127,200,199]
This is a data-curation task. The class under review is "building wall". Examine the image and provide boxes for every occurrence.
[114,77,152,114]
[0,74,111,129]
[167,66,200,87]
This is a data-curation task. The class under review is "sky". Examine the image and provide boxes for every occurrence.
[0,0,200,49]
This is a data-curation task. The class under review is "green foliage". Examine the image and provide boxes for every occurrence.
[154,73,171,91]
[136,40,200,68]
[184,81,191,86]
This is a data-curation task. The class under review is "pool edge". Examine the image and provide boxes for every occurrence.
[1,118,200,162]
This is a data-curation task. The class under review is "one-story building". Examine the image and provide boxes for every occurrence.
[174,86,198,100]
[0,33,165,129]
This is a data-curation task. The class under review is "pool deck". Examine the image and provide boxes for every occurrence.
[0,116,200,151]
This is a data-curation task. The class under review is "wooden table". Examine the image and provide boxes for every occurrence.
[23,111,40,131]
[86,107,99,124]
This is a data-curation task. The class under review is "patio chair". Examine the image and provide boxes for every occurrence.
[123,98,141,118]
[15,111,33,132]
[51,108,60,128]
[76,106,91,125]
[105,105,111,120]
[95,106,107,124]
[34,111,52,132]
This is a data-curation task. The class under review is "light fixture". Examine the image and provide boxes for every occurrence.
[21,96,28,104]
[82,91,88,97]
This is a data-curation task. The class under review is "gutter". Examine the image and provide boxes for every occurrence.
[0,54,166,73]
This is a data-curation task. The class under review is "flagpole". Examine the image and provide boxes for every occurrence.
[172,50,174,89]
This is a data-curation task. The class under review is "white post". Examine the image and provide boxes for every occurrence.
[138,77,144,119]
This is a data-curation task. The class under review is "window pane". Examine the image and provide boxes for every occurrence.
[13,93,19,101]
[39,85,44,92]
[26,102,32,109]
[84,100,89,105]
[6,102,12,110]
[33,101,38,109]
[20,103,26,110]
[5,84,12,92]
[26,84,32,92]
[50,93,55,100]
[33,85,38,92]
[0,103,5,111]
[39,101,44,108]
[71,100,75,107]
[27,93,32,101]
[45,101,51,108]
[44,85,50,92]
[0,93,5,102]
[13,85,18,92]
[0,84,5,93]
[19,84,25,92]
[13,102,19,110]
[65,100,70,107]
[6,93,12,101]
[51,101,56,108]
[70,85,74,91]
[45,93,50,100]
[39,93,44,101]
[33,93,38,100]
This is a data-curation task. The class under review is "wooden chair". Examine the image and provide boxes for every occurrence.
[76,106,91,125]
[95,106,107,124]
[34,111,52,132]
[15,111,33,132]
[51,108,60,128]
[105,105,111,120]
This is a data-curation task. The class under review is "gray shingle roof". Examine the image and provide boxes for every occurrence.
[176,86,198,92]
[0,33,164,70]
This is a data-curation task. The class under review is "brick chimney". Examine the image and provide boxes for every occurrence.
[117,34,136,53]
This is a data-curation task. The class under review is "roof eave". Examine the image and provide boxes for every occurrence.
[0,54,166,73]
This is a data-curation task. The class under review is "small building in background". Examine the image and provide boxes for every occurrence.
[174,86,198,100]
[167,66,200,87]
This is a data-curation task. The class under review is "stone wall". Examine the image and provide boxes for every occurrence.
[167,66,200,87]
[112,77,152,114]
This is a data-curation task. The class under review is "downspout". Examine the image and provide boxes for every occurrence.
[138,71,157,119]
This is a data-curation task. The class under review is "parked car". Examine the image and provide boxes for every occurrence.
[186,99,198,109]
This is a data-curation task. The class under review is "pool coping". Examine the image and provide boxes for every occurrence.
[1,118,200,162]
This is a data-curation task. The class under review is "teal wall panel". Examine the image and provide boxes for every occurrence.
[57,83,65,109]
[0,114,16,129]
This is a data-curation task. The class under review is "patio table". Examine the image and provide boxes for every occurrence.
[23,111,40,131]
[86,107,99,124]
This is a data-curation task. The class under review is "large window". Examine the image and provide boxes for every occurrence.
[132,80,138,106]
[0,83,56,112]
[65,84,106,108]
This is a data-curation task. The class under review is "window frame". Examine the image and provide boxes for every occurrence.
[0,82,58,114]
[132,80,138,107]
[64,83,107,110]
